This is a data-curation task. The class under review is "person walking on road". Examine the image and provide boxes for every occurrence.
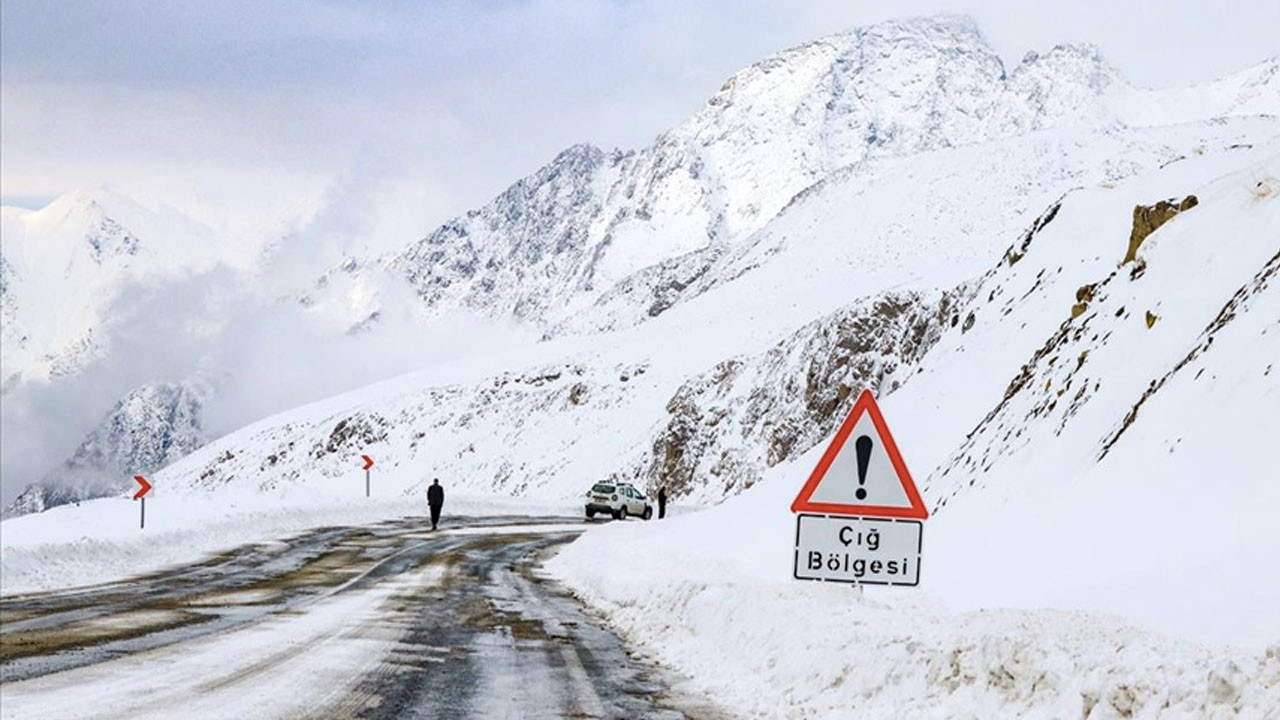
[657,486,668,520]
[427,478,445,531]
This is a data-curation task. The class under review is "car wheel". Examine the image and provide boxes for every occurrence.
[586,508,595,519]
[618,506,628,521]
[642,506,653,521]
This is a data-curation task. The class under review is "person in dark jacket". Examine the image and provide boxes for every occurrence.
[657,486,667,519]
[427,478,445,530]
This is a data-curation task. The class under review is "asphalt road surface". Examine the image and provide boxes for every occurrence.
[0,515,723,719]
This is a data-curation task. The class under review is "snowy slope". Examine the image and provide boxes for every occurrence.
[910,146,1280,645]
[114,119,1278,513]
[554,120,1275,336]
[545,142,1280,717]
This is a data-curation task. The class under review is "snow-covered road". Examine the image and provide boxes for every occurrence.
[0,516,717,719]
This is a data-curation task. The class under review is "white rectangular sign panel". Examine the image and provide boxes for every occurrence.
[793,514,922,586]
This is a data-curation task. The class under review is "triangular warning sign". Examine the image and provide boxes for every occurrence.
[790,389,929,519]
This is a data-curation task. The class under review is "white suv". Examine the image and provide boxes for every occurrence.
[584,482,653,520]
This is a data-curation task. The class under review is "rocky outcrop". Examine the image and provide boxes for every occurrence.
[636,287,972,497]
[1124,196,1198,264]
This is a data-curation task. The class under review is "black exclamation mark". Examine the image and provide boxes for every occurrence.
[855,435,872,500]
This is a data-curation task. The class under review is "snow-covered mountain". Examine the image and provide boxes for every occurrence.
[5,382,206,516]
[5,15,1278,520]
[327,16,1277,333]
[142,126,1279,508]
[0,188,232,513]
[0,189,220,385]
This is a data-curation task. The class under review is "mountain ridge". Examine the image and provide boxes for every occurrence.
[350,15,1278,336]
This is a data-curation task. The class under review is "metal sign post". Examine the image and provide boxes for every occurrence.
[133,475,153,529]
[361,455,374,497]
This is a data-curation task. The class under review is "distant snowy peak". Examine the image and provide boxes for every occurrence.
[0,189,218,383]
[7,188,216,274]
[657,16,1017,238]
[68,381,207,473]
[5,381,207,517]
[1000,44,1118,131]
[684,15,1010,162]
[380,16,1278,331]
[1116,55,1280,127]
[43,194,142,265]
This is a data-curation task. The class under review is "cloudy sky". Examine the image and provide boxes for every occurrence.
[3,0,1277,242]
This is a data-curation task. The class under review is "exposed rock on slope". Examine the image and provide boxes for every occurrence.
[392,144,610,321]
[636,288,972,497]
[1101,249,1279,458]
[913,148,1279,516]
[135,286,971,506]
[1124,195,1198,263]
[160,363,653,499]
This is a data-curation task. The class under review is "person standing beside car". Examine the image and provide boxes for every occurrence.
[658,486,668,519]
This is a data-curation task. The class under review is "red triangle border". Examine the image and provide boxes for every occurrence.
[790,389,929,520]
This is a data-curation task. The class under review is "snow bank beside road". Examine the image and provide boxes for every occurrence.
[0,490,575,596]
[547,489,1280,719]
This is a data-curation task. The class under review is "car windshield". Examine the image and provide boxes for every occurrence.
[592,483,615,494]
